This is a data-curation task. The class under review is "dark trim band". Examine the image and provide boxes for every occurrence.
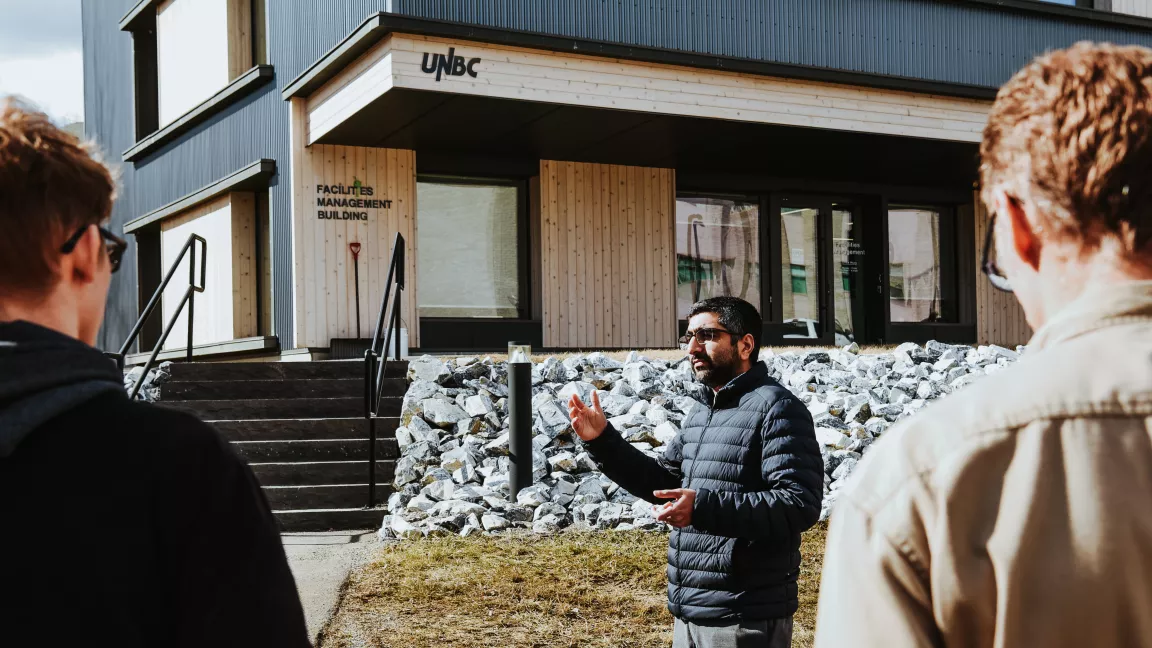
[124,159,276,233]
[282,14,1000,102]
[118,0,155,31]
[124,65,274,163]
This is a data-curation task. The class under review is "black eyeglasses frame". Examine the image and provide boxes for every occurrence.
[60,224,127,274]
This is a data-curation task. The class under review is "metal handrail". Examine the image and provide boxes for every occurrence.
[110,233,207,399]
[363,232,405,508]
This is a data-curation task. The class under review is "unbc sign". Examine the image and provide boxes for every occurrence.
[316,178,391,221]
[421,47,480,82]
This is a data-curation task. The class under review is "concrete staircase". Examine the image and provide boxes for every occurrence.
[155,360,406,532]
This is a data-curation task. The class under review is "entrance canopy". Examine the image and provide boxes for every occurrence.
[285,16,989,189]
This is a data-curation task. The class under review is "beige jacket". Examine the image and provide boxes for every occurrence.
[815,282,1152,648]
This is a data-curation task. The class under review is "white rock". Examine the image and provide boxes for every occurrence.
[484,431,510,455]
[481,514,510,532]
[422,399,470,428]
[548,451,579,472]
[463,394,495,417]
[653,421,679,446]
[816,428,846,447]
[409,355,452,384]
[517,483,551,507]
[391,516,424,540]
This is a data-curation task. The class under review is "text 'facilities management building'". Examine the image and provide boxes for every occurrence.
[84,0,1152,360]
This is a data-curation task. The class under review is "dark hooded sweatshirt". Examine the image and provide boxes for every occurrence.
[0,322,309,647]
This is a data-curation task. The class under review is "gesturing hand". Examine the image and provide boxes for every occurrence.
[567,392,608,441]
[653,488,696,528]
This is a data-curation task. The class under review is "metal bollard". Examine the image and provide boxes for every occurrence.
[507,342,533,500]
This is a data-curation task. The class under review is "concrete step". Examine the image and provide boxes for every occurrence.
[160,378,407,401]
[158,397,399,420]
[274,507,389,533]
[211,417,398,442]
[232,439,398,463]
[250,460,395,486]
[167,360,408,383]
[264,484,384,510]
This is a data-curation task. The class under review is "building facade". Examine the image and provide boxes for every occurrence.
[83,0,1152,359]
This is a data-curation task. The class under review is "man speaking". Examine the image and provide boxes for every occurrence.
[568,296,823,648]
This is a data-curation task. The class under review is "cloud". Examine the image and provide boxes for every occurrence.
[0,50,85,123]
[0,0,83,121]
[0,0,82,58]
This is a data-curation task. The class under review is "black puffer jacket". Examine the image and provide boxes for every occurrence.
[585,361,824,622]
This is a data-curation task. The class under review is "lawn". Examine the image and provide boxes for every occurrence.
[319,523,828,648]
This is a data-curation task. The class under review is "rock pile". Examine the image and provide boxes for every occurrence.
[122,361,172,402]
[377,341,1023,539]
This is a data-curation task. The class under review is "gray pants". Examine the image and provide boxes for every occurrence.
[672,617,793,648]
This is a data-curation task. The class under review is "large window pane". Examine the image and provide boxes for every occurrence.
[417,182,520,318]
[675,197,760,318]
[780,206,820,339]
[887,206,954,322]
[832,206,863,345]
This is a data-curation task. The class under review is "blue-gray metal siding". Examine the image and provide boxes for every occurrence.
[84,0,1152,351]
[390,0,1152,88]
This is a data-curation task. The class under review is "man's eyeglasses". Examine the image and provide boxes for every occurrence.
[60,225,127,273]
[981,212,1012,293]
[678,327,734,350]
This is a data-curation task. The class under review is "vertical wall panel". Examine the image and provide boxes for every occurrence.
[392,0,1152,90]
[974,192,1031,347]
[540,160,676,348]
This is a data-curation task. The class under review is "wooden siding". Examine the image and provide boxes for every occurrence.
[308,32,991,146]
[289,98,418,348]
[974,192,1032,346]
[539,160,676,348]
[159,192,257,349]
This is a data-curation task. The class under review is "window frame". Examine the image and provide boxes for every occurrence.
[885,203,960,325]
[414,174,532,322]
[673,192,767,325]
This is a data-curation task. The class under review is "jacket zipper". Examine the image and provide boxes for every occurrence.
[674,402,715,614]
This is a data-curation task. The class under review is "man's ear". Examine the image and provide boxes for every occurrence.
[1002,193,1042,272]
[740,334,755,361]
[69,225,103,284]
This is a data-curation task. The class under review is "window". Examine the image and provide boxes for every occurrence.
[127,0,264,138]
[675,197,760,318]
[888,263,905,301]
[416,180,523,318]
[790,264,808,294]
[887,205,957,323]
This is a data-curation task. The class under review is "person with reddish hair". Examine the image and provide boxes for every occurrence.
[0,99,309,647]
[816,42,1152,647]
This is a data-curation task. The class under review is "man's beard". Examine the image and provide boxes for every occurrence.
[691,347,742,389]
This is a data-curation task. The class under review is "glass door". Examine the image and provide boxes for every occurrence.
[777,201,825,344]
[767,196,864,347]
[831,203,865,347]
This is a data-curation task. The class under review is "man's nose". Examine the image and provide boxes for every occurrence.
[687,335,705,354]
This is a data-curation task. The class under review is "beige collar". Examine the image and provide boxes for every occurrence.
[1027,281,1152,353]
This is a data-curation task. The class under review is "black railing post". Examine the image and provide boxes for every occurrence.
[363,232,405,509]
[507,344,533,499]
[186,240,196,362]
[122,233,206,399]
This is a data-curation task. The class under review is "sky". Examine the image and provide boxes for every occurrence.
[0,0,84,124]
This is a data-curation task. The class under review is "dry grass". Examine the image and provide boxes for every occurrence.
[320,523,828,648]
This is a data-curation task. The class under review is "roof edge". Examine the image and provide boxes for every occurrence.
[281,13,1000,102]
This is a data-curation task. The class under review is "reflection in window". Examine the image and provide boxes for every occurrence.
[675,197,760,318]
[417,181,521,318]
[790,265,807,294]
[887,206,953,322]
[780,206,819,338]
[832,207,863,345]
